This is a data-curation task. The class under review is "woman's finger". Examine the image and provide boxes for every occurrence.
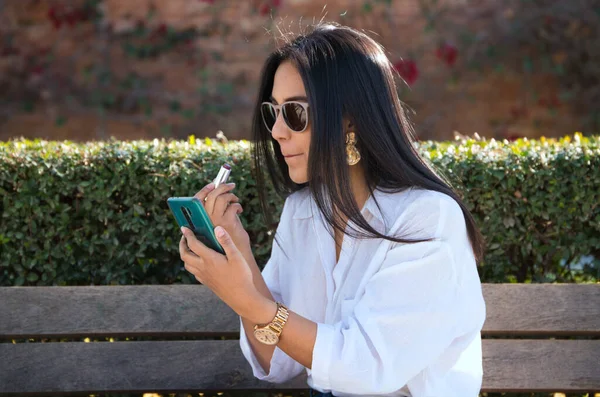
[180,235,205,277]
[180,234,200,258]
[203,183,236,215]
[184,262,204,284]
[213,193,240,217]
[193,183,216,204]
[225,202,244,217]
[179,235,191,262]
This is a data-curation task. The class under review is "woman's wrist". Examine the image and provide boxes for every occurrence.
[233,237,276,303]
[251,265,275,302]
[244,292,278,325]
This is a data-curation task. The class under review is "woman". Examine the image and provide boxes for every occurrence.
[179,22,486,397]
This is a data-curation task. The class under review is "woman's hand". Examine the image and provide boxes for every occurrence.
[194,182,250,253]
[179,225,272,322]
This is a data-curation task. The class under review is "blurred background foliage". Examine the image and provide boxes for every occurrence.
[0,0,598,142]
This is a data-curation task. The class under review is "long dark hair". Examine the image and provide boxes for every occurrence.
[251,22,484,263]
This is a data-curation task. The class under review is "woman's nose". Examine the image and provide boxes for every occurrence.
[270,110,290,140]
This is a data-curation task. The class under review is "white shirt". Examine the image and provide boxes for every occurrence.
[239,186,486,397]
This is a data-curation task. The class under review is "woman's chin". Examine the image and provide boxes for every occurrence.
[289,170,308,185]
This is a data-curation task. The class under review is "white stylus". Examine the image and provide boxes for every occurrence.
[213,163,231,188]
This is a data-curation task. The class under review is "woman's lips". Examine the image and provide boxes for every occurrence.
[284,153,302,158]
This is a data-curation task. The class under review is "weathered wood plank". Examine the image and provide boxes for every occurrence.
[1,284,599,339]
[482,340,600,392]
[482,284,600,335]
[0,285,239,339]
[0,340,598,394]
[0,340,308,395]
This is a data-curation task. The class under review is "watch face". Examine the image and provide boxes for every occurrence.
[254,328,279,345]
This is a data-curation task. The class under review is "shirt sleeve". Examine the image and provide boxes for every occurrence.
[310,194,485,394]
[239,198,306,383]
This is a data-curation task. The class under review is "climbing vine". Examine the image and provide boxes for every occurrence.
[0,0,597,140]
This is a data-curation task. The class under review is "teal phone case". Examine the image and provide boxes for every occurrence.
[167,197,225,255]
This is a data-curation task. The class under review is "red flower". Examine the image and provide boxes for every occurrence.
[48,6,87,29]
[257,0,280,15]
[259,3,271,16]
[47,7,62,29]
[436,43,458,67]
[393,59,419,86]
[156,23,168,36]
[64,10,79,27]
[31,65,44,75]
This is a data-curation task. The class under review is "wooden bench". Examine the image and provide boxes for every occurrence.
[1,284,599,395]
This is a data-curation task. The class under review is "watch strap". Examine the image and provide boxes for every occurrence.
[254,302,289,336]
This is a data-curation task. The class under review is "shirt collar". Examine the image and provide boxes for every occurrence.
[292,189,313,220]
[292,187,386,227]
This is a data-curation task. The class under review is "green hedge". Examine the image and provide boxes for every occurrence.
[1,134,598,286]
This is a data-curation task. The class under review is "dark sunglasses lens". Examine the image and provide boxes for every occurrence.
[282,103,307,132]
[261,103,277,131]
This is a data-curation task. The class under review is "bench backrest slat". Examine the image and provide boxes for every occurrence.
[0,340,307,394]
[0,285,238,339]
[482,339,600,392]
[1,339,598,394]
[1,284,599,339]
[482,284,600,335]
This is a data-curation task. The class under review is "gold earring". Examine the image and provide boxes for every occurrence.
[346,132,361,166]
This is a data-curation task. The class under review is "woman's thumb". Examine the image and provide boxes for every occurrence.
[215,226,241,258]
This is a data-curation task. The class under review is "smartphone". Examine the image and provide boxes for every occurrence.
[167,197,225,254]
[167,164,232,255]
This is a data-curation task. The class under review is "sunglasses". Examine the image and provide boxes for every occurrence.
[260,101,310,133]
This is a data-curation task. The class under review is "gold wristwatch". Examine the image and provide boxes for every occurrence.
[253,302,289,345]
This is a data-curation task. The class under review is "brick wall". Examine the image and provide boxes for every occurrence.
[0,0,578,142]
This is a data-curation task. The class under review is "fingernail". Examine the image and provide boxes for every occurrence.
[180,226,186,234]
[215,226,225,238]
[207,182,215,190]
